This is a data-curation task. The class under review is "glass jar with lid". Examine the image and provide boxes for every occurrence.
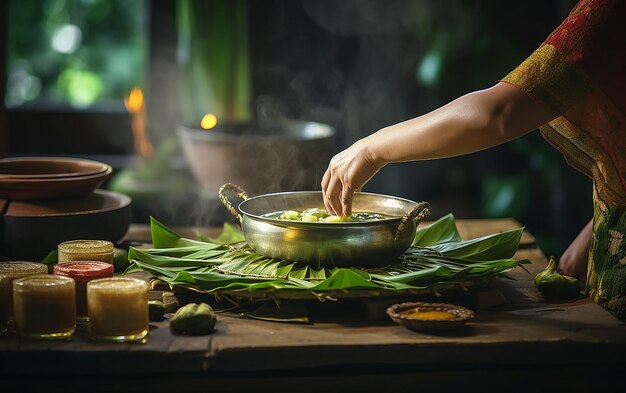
[0,261,48,335]
[53,262,113,321]
[87,277,149,342]
[13,274,76,339]
[58,240,114,264]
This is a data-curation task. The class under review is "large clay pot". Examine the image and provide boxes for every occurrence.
[178,120,334,195]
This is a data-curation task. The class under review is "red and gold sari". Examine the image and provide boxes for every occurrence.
[501,0,626,319]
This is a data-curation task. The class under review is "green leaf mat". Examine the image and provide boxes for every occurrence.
[125,214,530,298]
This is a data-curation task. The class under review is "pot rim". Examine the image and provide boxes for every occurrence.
[237,190,419,226]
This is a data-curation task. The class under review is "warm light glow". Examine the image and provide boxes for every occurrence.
[125,87,144,113]
[200,113,218,130]
[124,87,153,157]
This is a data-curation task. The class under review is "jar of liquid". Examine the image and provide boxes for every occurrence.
[87,277,149,342]
[0,261,48,335]
[53,262,113,321]
[13,275,76,339]
[58,240,114,264]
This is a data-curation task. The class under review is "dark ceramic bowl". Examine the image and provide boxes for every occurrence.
[386,302,474,331]
[0,157,110,179]
[0,165,112,200]
[0,190,131,260]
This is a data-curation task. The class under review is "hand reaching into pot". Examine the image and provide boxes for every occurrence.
[321,138,385,216]
[321,83,558,217]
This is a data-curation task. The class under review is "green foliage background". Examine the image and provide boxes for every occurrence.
[6,0,147,107]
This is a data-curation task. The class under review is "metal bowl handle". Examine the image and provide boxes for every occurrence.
[394,202,431,242]
[218,183,249,222]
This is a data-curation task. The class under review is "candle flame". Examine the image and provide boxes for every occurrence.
[124,87,153,157]
[200,113,218,130]
[125,87,144,113]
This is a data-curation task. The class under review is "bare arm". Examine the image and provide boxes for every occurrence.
[322,82,559,216]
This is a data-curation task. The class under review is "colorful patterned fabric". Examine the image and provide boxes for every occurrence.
[501,0,626,319]
[589,187,626,319]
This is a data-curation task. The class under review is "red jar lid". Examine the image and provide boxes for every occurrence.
[53,261,113,281]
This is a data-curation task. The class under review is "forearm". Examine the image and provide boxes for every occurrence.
[367,83,559,164]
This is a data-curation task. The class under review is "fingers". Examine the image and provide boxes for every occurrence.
[321,169,333,214]
[325,175,342,216]
[322,140,377,216]
[323,174,355,217]
[322,159,354,216]
[341,185,354,217]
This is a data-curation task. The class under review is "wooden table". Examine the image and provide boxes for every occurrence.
[1,219,625,392]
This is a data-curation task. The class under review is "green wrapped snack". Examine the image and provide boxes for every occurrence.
[170,303,216,335]
[533,256,556,287]
[148,300,166,321]
[113,248,130,272]
[534,256,581,299]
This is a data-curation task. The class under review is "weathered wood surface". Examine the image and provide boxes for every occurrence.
[1,219,625,392]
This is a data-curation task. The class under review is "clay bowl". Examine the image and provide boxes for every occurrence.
[0,190,131,260]
[178,120,334,195]
[0,157,110,179]
[386,302,474,331]
[0,163,112,200]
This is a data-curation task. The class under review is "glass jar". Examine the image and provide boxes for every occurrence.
[53,262,113,321]
[0,275,10,335]
[13,275,76,339]
[87,277,149,342]
[58,240,114,264]
[0,261,48,335]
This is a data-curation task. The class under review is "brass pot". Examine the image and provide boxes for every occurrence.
[219,183,430,267]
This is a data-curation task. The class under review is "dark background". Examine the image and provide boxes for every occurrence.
[247,0,592,258]
[1,0,592,258]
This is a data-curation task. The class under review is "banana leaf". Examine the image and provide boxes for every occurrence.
[198,222,245,244]
[125,215,530,296]
[427,229,523,261]
[150,217,210,248]
[412,213,461,246]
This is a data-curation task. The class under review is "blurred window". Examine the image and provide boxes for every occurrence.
[5,0,148,110]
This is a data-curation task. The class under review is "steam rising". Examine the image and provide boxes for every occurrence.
[166,0,425,227]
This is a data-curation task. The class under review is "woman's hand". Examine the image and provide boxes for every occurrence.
[321,137,385,216]
[558,219,592,281]
[320,83,559,217]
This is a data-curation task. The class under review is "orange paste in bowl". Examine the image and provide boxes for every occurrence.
[400,308,457,320]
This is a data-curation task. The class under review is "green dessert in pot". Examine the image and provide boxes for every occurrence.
[263,208,388,222]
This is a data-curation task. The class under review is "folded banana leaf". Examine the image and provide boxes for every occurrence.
[125,214,530,297]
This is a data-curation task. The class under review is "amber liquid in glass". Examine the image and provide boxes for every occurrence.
[87,277,148,342]
[0,262,48,335]
[13,275,76,339]
[0,275,11,335]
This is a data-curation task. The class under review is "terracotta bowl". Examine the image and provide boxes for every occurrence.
[0,160,112,200]
[0,190,131,259]
[178,120,334,195]
[0,157,110,179]
[386,302,474,331]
